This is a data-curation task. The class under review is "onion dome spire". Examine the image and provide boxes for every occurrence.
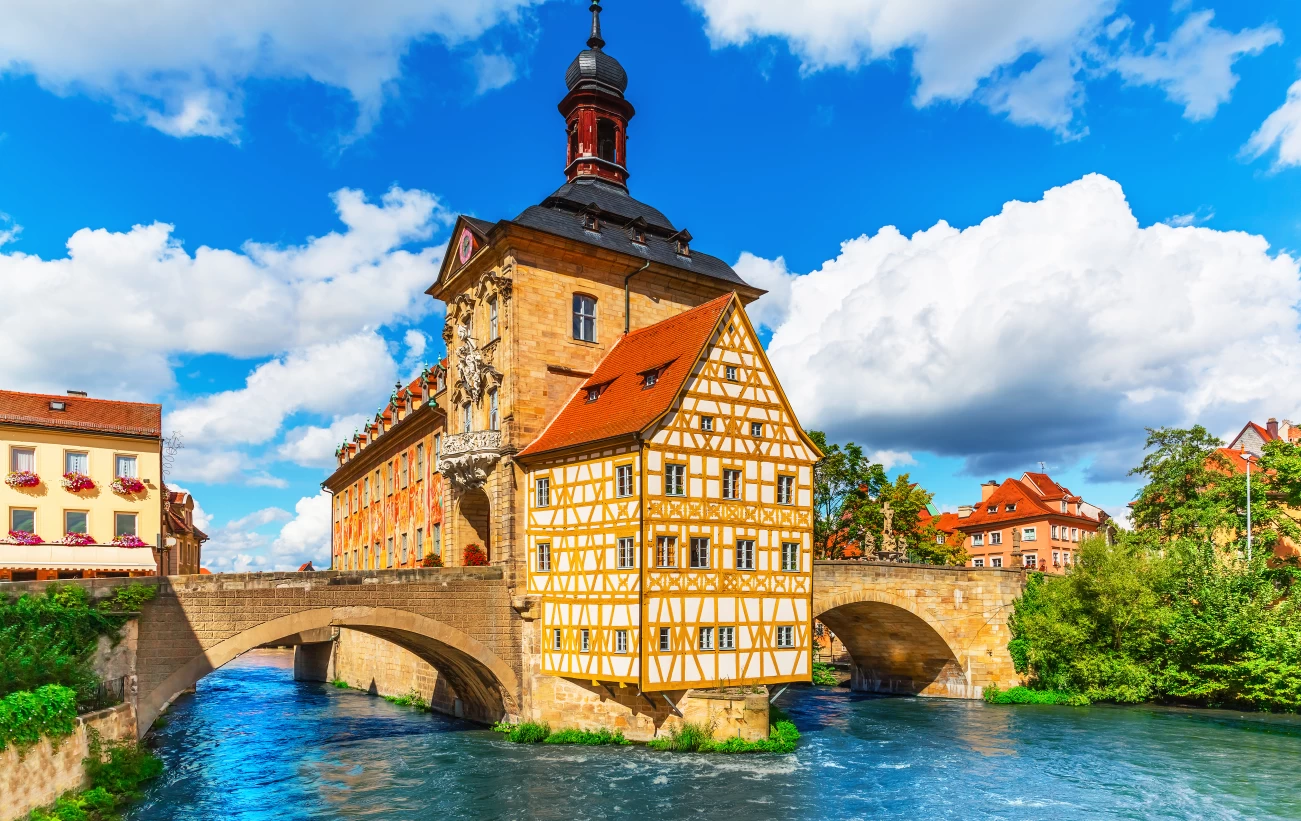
[561,1,635,187]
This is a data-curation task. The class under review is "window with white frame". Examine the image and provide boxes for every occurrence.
[722,469,741,500]
[462,403,472,433]
[700,415,713,432]
[387,537,394,567]
[690,537,710,568]
[11,509,35,533]
[973,557,985,567]
[972,533,984,547]
[401,533,409,564]
[751,422,763,437]
[936,534,946,544]
[776,626,795,648]
[553,629,562,651]
[432,524,442,558]
[1052,550,1061,566]
[535,477,550,507]
[777,475,794,505]
[991,557,1003,568]
[416,444,424,481]
[617,536,635,569]
[725,365,737,381]
[488,297,499,340]
[1071,528,1079,541]
[489,389,499,431]
[736,539,755,570]
[65,451,88,475]
[537,542,551,572]
[114,454,137,479]
[781,542,800,572]
[718,626,735,650]
[616,464,633,497]
[1060,501,1068,513]
[986,505,997,514]
[1051,525,1059,540]
[665,464,685,496]
[698,627,714,651]
[659,627,671,651]
[615,630,628,654]
[434,434,441,460]
[416,527,423,556]
[401,453,409,488]
[1005,503,1016,512]
[573,294,597,342]
[363,478,369,506]
[114,512,137,538]
[656,536,677,568]
[1022,526,1037,541]
[10,447,34,473]
[1063,551,1072,565]
[65,511,87,535]
[1022,553,1036,568]
[580,629,590,653]
[989,531,1003,545]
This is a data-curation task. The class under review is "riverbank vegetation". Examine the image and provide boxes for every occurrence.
[491,706,802,753]
[1003,427,1301,711]
[29,729,163,821]
[491,721,628,745]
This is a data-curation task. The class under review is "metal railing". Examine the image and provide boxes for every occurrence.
[83,675,127,712]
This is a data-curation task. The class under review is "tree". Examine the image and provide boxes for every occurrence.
[1129,426,1235,541]
[808,431,879,560]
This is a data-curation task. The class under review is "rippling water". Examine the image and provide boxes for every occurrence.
[129,651,1301,821]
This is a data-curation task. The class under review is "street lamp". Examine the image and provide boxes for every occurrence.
[1242,452,1253,563]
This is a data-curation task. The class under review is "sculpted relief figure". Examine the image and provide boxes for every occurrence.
[455,325,501,407]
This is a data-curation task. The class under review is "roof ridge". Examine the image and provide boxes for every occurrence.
[0,389,160,408]
[619,292,735,343]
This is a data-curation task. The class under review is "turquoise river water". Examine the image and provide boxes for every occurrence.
[127,650,1301,821]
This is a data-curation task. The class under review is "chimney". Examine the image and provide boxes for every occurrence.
[66,390,87,397]
[1267,418,1279,439]
[958,505,973,518]
[981,481,998,501]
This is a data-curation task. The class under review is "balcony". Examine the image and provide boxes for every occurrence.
[0,543,157,573]
[438,430,504,491]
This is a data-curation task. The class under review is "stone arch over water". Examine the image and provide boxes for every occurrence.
[138,606,520,734]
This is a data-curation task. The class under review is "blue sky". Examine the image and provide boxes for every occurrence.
[2,0,1299,570]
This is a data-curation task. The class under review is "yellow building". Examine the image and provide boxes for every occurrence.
[518,294,820,691]
[0,389,162,580]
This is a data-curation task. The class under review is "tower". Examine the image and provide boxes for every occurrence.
[560,3,634,187]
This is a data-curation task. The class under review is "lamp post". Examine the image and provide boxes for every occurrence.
[1242,452,1253,563]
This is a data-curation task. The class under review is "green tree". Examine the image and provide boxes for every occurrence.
[808,430,881,559]
[1129,425,1231,540]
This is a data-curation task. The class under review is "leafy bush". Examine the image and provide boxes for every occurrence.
[83,730,163,800]
[983,684,1090,706]
[382,689,427,710]
[647,717,801,754]
[330,679,351,689]
[543,727,629,746]
[646,720,714,752]
[462,545,489,567]
[811,662,839,686]
[101,585,156,613]
[0,684,78,752]
[493,720,551,743]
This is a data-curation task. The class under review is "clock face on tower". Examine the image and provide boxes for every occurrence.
[458,228,475,265]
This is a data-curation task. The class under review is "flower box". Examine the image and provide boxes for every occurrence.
[4,530,44,545]
[111,477,146,495]
[57,532,96,546]
[61,472,96,493]
[111,534,149,548]
[5,471,39,489]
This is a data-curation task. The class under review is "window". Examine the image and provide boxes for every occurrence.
[722,469,741,500]
[401,453,409,488]
[1005,503,1017,512]
[416,528,423,556]
[386,537,394,567]
[656,536,677,568]
[10,447,34,473]
[777,475,794,505]
[659,627,671,652]
[573,294,597,342]
[488,297,499,340]
[1063,552,1072,565]
[690,537,710,568]
[1071,528,1079,542]
[751,422,763,437]
[986,505,997,514]
[363,478,369,506]
[434,434,441,460]
[973,558,985,567]
[972,534,984,547]
[936,533,947,544]
[65,511,87,535]
[1061,501,1068,513]
[553,629,562,651]
[642,370,658,388]
[781,542,800,572]
[49,400,66,411]
[776,626,795,648]
[615,630,628,654]
[1052,550,1061,566]
[401,533,409,564]
[1051,525,1059,540]
[616,465,633,497]
[736,539,755,570]
[416,444,424,481]
[537,542,551,572]
[580,629,590,653]
[665,464,685,496]
[65,451,88,474]
[700,415,713,432]
[462,403,472,433]
[489,389,499,431]
[586,387,601,403]
[989,531,1003,546]
[617,537,635,569]
[1022,526,1037,541]
[535,477,550,507]
[725,365,737,381]
[596,118,616,162]
[114,512,137,538]
[991,557,1003,568]
[11,509,35,533]
[1023,553,1036,568]
[114,455,137,479]
[432,524,442,558]
[698,627,714,651]
[718,626,735,650]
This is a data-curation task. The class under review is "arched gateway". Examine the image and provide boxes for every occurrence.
[813,561,1025,698]
[132,568,521,735]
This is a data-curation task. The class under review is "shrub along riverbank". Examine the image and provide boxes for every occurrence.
[493,704,801,754]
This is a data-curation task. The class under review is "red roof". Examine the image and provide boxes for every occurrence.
[1212,447,1259,475]
[958,474,1100,529]
[0,390,161,438]
[519,294,736,458]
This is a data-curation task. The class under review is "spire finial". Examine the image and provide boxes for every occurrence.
[587,2,605,50]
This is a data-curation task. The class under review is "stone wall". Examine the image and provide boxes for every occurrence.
[331,629,466,718]
[0,703,136,821]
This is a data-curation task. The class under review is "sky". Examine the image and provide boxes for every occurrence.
[2,0,1300,571]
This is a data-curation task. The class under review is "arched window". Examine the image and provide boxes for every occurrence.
[568,121,579,162]
[573,294,597,342]
[597,119,616,162]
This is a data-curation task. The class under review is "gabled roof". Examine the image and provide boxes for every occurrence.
[1231,421,1278,448]
[918,508,961,534]
[0,390,161,438]
[1212,447,1259,475]
[518,293,735,459]
[958,475,1099,529]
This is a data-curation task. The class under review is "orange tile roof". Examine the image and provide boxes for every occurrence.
[519,293,736,458]
[1212,447,1258,475]
[958,475,1099,529]
[0,389,161,438]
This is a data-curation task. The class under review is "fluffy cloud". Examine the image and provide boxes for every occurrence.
[1244,79,1301,170]
[277,415,370,469]
[0,186,448,402]
[201,496,328,573]
[751,173,1301,479]
[0,0,548,139]
[270,492,333,569]
[689,1,1279,136]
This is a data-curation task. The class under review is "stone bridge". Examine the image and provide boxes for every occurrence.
[813,561,1025,699]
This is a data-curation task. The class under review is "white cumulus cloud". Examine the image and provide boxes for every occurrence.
[270,492,334,570]
[1244,78,1301,170]
[0,0,549,140]
[750,173,1301,479]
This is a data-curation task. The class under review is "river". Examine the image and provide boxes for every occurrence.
[128,650,1301,821]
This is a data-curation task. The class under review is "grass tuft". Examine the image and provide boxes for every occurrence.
[983,684,1091,706]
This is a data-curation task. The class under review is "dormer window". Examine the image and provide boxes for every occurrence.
[49,400,66,411]
[581,204,601,232]
[643,370,659,388]
[1060,501,1067,513]
[671,229,693,256]
[987,505,997,514]
[1005,503,1016,512]
[586,386,602,403]
[627,217,647,244]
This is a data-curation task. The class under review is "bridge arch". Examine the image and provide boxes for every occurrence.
[138,607,520,734]
[815,588,973,698]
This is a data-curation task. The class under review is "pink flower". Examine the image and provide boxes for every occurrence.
[4,530,45,545]
[5,471,40,489]
[57,532,96,546]
[61,472,96,492]
[111,534,149,548]
[111,477,146,495]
